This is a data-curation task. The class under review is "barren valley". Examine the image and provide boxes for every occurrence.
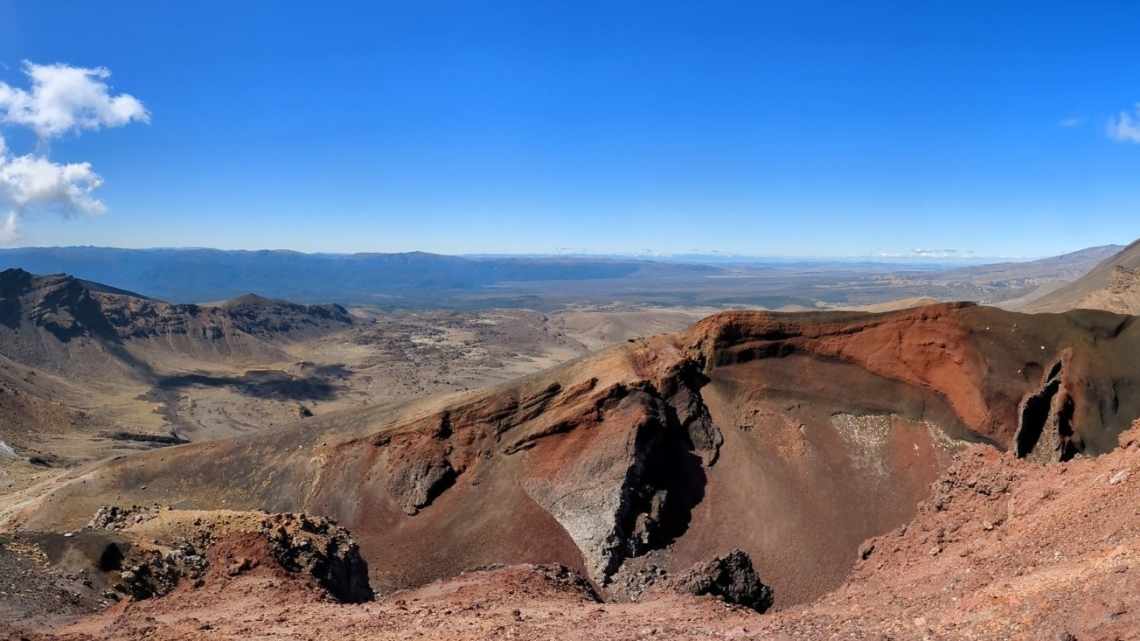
[2,241,1140,641]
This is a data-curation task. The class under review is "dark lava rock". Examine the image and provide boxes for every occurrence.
[88,504,164,531]
[259,513,374,603]
[113,539,207,600]
[674,549,773,613]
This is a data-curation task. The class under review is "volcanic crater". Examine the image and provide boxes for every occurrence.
[9,301,1139,613]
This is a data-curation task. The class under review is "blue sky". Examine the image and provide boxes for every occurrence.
[0,1,1138,258]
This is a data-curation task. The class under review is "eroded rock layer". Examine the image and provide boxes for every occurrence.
[9,303,1139,606]
[0,268,352,375]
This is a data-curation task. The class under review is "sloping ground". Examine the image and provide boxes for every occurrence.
[1025,238,1140,314]
[7,303,1139,612]
[937,243,1123,286]
[767,419,1140,640]
[0,268,355,477]
[14,420,1140,641]
[0,273,709,510]
[0,507,375,638]
[0,268,353,375]
[0,353,106,494]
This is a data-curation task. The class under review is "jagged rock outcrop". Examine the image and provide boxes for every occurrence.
[14,302,1140,606]
[1013,352,1080,462]
[0,268,352,372]
[87,507,373,603]
[520,385,699,584]
[683,303,1138,453]
[88,504,164,531]
[259,513,374,603]
[0,269,118,342]
[673,549,774,612]
[367,368,720,585]
[115,541,208,600]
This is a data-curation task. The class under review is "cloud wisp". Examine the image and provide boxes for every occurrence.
[0,139,106,242]
[0,62,146,243]
[876,248,977,260]
[1107,104,1140,143]
[0,62,149,142]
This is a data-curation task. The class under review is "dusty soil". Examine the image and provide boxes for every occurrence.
[8,421,1139,641]
[10,303,1139,618]
[0,300,708,505]
[0,529,129,628]
[4,268,1140,641]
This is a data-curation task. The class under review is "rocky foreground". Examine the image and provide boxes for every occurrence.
[5,420,1138,641]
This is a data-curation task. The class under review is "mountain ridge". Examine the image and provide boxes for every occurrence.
[0,247,720,305]
[0,268,352,364]
[1024,239,1140,314]
[11,301,1139,607]
[0,244,1123,309]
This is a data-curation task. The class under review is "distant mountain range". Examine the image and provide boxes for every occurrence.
[0,248,719,306]
[0,244,1133,310]
[1024,239,1140,315]
[933,244,1123,284]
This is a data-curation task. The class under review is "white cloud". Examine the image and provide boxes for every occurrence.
[0,61,149,140]
[0,152,105,214]
[875,248,976,260]
[0,137,106,244]
[1058,116,1083,128]
[909,248,973,258]
[0,211,17,244]
[0,62,145,243]
[1107,105,1140,143]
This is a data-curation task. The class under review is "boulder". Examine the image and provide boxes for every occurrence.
[674,549,773,613]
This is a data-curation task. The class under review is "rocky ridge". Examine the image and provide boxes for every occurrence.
[85,507,373,604]
[1026,238,1140,315]
[9,420,1139,640]
[0,268,352,367]
[8,302,1140,607]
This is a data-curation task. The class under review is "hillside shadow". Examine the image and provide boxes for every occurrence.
[156,369,342,401]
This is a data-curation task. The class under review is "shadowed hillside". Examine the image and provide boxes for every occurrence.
[1024,239,1140,314]
[0,268,352,374]
[11,302,1138,608]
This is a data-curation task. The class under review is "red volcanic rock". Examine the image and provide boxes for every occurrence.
[13,303,1140,608]
[84,508,373,604]
[683,303,1138,454]
[21,424,1140,640]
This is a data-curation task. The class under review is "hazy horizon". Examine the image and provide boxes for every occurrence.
[0,241,1127,264]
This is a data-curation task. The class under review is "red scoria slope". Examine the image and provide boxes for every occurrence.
[17,420,1140,641]
[6,303,1139,609]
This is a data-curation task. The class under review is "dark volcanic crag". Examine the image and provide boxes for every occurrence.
[0,269,359,467]
[9,302,1140,606]
[83,507,373,604]
[672,549,774,612]
[0,268,352,371]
